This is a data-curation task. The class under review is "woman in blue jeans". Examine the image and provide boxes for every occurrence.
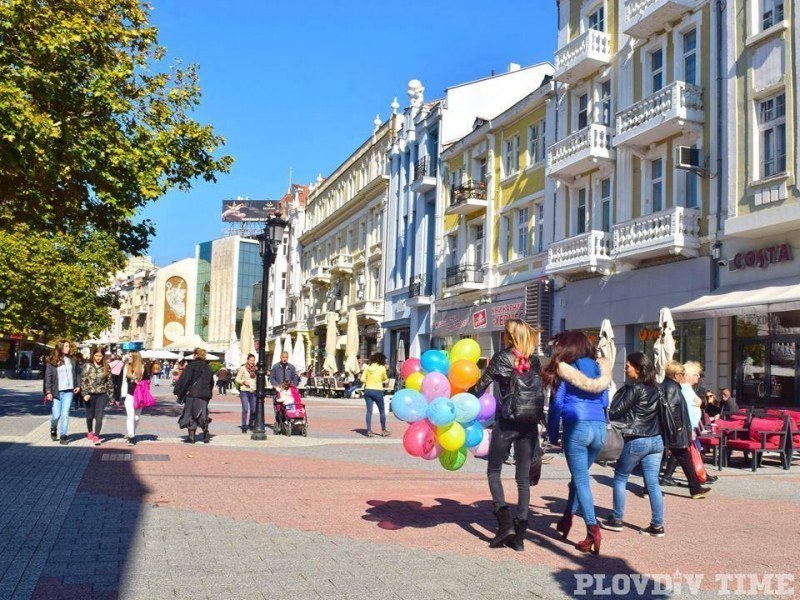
[601,352,666,537]
[544,331,611,555]
[43,340,81,445]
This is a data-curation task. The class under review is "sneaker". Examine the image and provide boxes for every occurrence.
[659,476,680,487]
[690,487,711,499]
[50,429,58,441]
[87,432,96,442]
[59,436,68,446]
[640,524,665,537]
[599,518,624,532]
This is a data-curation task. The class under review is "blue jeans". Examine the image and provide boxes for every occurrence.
[240,391,256,428]
[562,420,606,526]
[51,391,73,437]
[363,389,386,432]
[612,435,665,526]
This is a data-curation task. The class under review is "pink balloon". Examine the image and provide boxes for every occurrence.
[477,392,496,421]
[420,440,443,460]
[403,420,436,457]
[421,372,451,402]
[469,429,492,457]
[400,358,423,381]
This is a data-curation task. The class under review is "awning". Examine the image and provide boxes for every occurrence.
[380,318,410,330]
[671,276,800,318]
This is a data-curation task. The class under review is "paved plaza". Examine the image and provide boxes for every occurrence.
[0,379,798,599]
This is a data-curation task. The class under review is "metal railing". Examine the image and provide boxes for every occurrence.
[413,156,437,181]
[445,264,484,288]
[408,273,433,298]
[450,180,487,206]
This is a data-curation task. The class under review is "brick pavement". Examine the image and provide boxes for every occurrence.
[0,379,798,599]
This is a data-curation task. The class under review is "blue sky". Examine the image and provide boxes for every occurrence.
[142,0,557,265]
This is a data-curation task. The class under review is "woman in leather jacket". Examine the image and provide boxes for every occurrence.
[600,352,666,537]
[471,319,544,552]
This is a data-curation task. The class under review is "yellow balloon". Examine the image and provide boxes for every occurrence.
[450,338,481,364]
[436,422,466,452]
[405,371,425,391]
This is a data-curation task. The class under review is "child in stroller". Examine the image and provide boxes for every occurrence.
[273,381,308,437]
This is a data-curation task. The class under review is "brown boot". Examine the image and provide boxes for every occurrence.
[186,429,196,444]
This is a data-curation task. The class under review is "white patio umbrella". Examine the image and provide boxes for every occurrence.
[322,312,338,375]
[653,307,676,383]
[226,336,242,370]
[344,308,360,376]
[239,306,255,365]
[292,333,307,374]
[165,334,214,351]
[140,350,181,360]
[273,335,283,368]
[597,319,617,395]
[283,334,293,363]
[184,352,219,361]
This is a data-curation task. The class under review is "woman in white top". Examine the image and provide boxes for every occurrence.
[44,340,80,445]
[120,352,150,446]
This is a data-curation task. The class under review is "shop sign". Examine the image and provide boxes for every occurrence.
[0,342,10,361]
[731,243,793,271]
[472,309,487,330]
[638,328,662,342]
[491,301,524,328]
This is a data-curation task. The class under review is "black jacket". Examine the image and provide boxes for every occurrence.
[175,360,214,400]
[609,381,661,438]
[660,378,691,449]
[44,359,82,396]
[472,348,544,423]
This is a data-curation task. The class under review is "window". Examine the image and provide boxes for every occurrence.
[504,136,519,176]
[359,220,366,248]
[588,5,605,32]
[577,189,587,234]
[472,224,484,265]
[601,177,612,232]
[683,29,697,85]
[279,308,285,324]
[528,124,539,167]
[539,120,546,162]
[760,93,786,178]
[516,208,530,257]
[536,203,545,253]
[578,94,590,129]
[600,81,612,127]
[651,49,664,93]
[447,235,458,268]
[504,139,513,176]
[283,238,289,256]
[682,145,699,208]
[501,216,511,261]
[478,159,487,182]
[651,158,664,212]
[280,272,287,289]
[762,0,784,30]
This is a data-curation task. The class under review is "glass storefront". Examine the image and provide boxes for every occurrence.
[236,242,263,337]
[630,320,706,366]
[195,242,212,339]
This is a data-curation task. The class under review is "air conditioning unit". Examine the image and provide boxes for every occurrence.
[676,146,703,171]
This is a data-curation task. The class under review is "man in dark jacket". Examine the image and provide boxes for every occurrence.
[269,352,299,388]
[659,361,713,497]
[175,349,214,443]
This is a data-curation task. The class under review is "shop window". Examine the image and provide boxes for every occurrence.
[632,320,705,366]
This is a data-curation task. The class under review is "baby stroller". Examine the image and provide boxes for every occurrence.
[273,385,308,437]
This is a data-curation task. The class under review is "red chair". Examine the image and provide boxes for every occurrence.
[725,416,791,471]
[698,418,746,470]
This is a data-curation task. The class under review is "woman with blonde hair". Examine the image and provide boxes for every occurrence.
[176,348,214,443]
[120,352,151,446]
[470,319,545,552]
[44,340,81,444]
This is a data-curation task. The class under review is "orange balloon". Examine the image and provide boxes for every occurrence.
[448,359,480,391]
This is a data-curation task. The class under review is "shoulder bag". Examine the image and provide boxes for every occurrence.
[596,409,626,463]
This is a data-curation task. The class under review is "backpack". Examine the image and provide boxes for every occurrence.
[499,363,544,423]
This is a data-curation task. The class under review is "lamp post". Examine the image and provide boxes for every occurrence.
[252,213,289,441]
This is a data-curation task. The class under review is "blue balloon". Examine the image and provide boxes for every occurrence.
[426,397,456,427]
[478,415,495,428]
[421,349,450,376]
[391,389,428,423]
[464,421,484,447]
[451,393,481,424]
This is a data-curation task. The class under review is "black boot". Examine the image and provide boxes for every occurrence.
[186,429,196,444]
[489,506,515,548]
[202,427,211,443]
[660,455,678,486]
[506,517,528,551]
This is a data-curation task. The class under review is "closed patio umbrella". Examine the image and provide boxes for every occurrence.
[653,307,676,383]
[226,336,242,370]
[272,335,283,369]
[292,333,307,374]
[597,319,617,395]
[239,306,255,366]
[322,313,338,375]
[164,334,214,351]
[396,338,406,377]
[344,308,360,376]
[283,334,293,364]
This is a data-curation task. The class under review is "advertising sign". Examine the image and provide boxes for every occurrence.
[472,309,487,330]
[162,276,188,347]
[121,341,143,351]
[221,200,279,222]
[491,301,524,328]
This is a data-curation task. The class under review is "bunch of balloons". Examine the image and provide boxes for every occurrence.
[391,338,496,471]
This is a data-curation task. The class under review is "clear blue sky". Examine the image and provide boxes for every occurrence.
[142,0,557,265]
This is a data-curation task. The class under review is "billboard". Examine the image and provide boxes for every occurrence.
[222,200,279,222]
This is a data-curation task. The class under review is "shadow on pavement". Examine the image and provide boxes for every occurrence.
[0,389,51,417]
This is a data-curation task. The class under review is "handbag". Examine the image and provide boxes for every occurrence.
[596,412,626,463]
[688,442,708,484]
[133,380,156,409]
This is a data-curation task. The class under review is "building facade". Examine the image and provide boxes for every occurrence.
[104,257,158,349]
[153,257,198,350]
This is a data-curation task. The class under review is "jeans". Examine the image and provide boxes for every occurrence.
[86,393,109,435]
[487,418,539,520]
[240,391,256,428]
[124,395,142,438]
[562,420,606,526]
[50,390,73,437]
[363,389,386,432]
[665,447,703,493]
[612,435,665,526]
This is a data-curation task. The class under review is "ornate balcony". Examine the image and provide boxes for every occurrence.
[444,264,485,294]
[614,81,704,149]
[547,124,614,180]
[270,323,287,337]
[446,181,487,216]
[351,299,384,321]
[411,156,437,192]
[622,0,698,38]
[330,254,353,275]
[545,231,613,277]
[308,266,330,285]
[612,206,701,262]
[312,313,329,327]
[554,29,613,86]
[407,273,433,307]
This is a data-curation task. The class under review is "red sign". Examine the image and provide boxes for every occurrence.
[472,309,487,329]
[731,243,793,271]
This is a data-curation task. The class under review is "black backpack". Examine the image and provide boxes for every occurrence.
[500,365,545,423]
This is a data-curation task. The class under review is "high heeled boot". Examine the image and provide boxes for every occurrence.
[506,517,528,551]
[576,524,602,555]
[556,512,573,540]
[489,506,515,548]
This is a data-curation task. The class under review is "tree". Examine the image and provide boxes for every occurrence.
[0,0,232,338]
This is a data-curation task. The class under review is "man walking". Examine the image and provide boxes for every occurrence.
[269,352,300,431]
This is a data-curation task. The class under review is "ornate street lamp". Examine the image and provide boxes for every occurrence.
[252,213,289,441]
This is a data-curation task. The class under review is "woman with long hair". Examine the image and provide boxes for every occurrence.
[235,354,258,433]
[44,340,80,444]
[176,348,214,443]
[80,346,114,445]
[120,352,151,446]
[543,331,611,554]
[600,352,666,538]
[360,353,389,437]
[471,319,544,552]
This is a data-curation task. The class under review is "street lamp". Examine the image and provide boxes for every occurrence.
[252,213,289,441]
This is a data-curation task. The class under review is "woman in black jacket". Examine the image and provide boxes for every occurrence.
[600,352,665,538]
[471,319,545,552]
[176,348,214,443]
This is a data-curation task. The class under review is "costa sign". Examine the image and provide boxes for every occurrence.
[731,244,793,271]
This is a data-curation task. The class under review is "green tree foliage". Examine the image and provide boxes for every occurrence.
[0,0,232,338]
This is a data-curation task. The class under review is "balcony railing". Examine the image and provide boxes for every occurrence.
[308,266,331,284]
[408,273,433,298]
[271,324,287,336]
[546,231,613,276]
[623,0,697,38]
[351,299,384,318]
[613,206,701,260]
[615,81,703,148]
[446,180,488,215]
[445,264,484,288]
[413,156,437,181]
[547,123,614,179]
[554,29,613,85]
[330,254,354,275]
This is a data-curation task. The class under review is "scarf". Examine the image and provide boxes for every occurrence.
[245,363,257,378]
[511,348,530,375]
